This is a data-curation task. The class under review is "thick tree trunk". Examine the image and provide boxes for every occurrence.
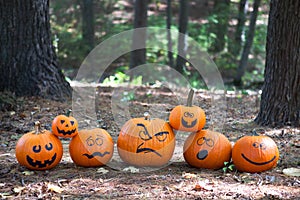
[175,0,189,74]
[234,0,261,86]
[129,0,148,69]
[255,0,300,127]
[208,0,230,53]
[81,0,95,54]
[0,0,71,101]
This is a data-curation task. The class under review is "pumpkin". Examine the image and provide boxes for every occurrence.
[52,110,78,138]
[15,121,63,170]
[117,113,176,167]
[183,129,232,169]
[69,128,114,167]
[232,133,279,173]
[169,89,206,132]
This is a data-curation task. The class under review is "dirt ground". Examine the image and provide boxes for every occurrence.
[0,86,299,199]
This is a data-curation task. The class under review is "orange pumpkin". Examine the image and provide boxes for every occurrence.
[117,113,175,167]
[52,112,78,138]
[15,122,63,170]
[169,89,206,132]
[232,134,279,173]
[183,130,232,169]
[69,128,114,167]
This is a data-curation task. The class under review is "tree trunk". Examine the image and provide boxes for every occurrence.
[255,0,300,127]
[81,0,95,54]
[0,0,71,101]
[129,0,148,69]
[208,0,230,53]
[175,0,189,74]
[166,0,174,68]
[229,0,248,57]
[234,0,261,86]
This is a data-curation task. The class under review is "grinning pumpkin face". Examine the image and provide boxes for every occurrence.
[169,105,206,132]
[52,114,78,138]
[117,116,175,167]
[15,123,63,170]
[183,130,232,169]
[69,128,114,167]
[232,135,279,173]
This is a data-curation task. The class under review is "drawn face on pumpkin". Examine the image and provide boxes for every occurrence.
[117,118,176,167]
[183,130,232,169]
[232,136,279,173]
[15,131,63,170]
[69,128,114,167]
[52,115,78,138]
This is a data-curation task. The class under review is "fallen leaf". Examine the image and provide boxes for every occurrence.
[97,167,109,174]
[22,171,34,176]
[123,166,139,173]
[47,183,63,193]
[192,184,212,192]
[283,168,300,177]
[182,172,197,179]
[13,187,25,194]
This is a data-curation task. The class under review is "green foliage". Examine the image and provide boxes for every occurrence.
[222,161,235,173]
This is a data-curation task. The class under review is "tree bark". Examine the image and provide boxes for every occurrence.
[81,0,95,54]
[166,0,174,68]
[234,0,261,86]
[175,0,189,74]
[0,0,71,101]
[229,0,248,57]
[255,0,300,127]
[129,0,148,70]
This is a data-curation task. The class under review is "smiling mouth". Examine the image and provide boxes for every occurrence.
[181,118,197,128]
[136,143,162,157]
[57,127,77,135]
[26,153,57,168]
[241,154,277,165]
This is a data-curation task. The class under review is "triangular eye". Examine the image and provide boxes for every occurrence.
[70,121,74,126]
[60,120,65,124]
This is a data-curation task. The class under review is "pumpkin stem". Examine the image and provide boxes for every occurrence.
[252,129,260,136]
[144,112,150,120]
[66,109,72,117]
[34,121,41,135]
[187,88,194,107]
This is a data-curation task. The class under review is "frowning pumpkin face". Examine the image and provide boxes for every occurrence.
[117,116,176,167]
[232,135,279,173]
[69,128,114,167]
[52,114,78,138]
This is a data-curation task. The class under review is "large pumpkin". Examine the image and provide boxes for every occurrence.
[15,122,63,170]
[69,128,114,167]
[169,89,206,132]
[117,114,176,167]
[232,134,279,173]
[52,112,78,138]
[183,130,232,169]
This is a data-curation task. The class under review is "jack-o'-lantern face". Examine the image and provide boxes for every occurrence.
[183,130,232,169]
[52,114,78,138]
[15,123,63,170]
[232,135,279,173]
[69,128,114,167]
[117,116,175,167]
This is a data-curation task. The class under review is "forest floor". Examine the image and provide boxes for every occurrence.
[0,86,299,199]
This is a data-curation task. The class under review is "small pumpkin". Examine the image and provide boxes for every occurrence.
[52,110,78,138]
[69,128,114,167]
[117,113,176,167]
[183,129,232,169]
[232,133,279,173]
[169,89,206,132]
[15,121,63,170]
